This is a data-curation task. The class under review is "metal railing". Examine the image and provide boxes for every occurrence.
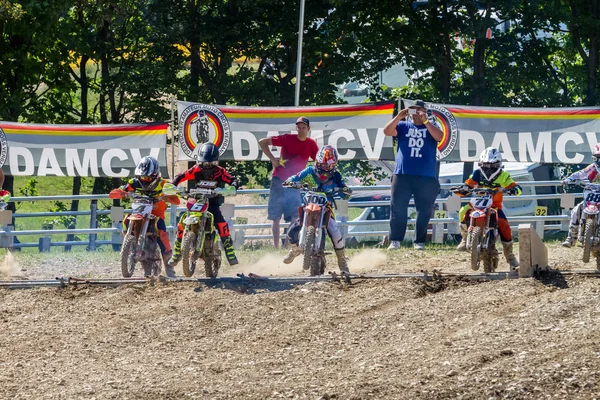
[0,180,577,251]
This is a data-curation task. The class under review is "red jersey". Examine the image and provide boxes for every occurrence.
[271,134,318,180]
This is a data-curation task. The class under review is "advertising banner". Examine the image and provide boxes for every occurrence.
[176,101,397,161]
[403,99,600,163]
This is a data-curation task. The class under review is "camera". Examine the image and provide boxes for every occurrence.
[408,109,417,115]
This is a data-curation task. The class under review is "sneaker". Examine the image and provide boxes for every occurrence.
[283,245,303,264]
[387,240,401,250]
[413,242,425,250]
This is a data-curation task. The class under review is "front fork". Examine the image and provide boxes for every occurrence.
[183,211,214,256]
[466,209,495,250]
[298,207,326,249]
[126,216,153,259]
[579,212,599,244]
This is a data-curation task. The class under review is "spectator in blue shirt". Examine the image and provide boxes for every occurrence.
[383,100,443,250]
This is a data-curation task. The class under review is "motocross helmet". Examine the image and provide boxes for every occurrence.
[315,145,339,181]
[478,147,503,181]
[593,143,600,170]
[193,142,219,170]
[135,156,161,190]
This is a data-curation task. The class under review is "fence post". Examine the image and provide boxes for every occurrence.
[446,194,462,240]
[0,210,13,249]
[88,200,97,251]
[110,206,124,250]
[560,193,575,232]
[39,222,52,252]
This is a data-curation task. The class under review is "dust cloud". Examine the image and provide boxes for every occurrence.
[236,253,304,277]
[0,251,22,279]
[347,249,388,274]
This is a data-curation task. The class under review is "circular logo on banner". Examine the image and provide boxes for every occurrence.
[178,104,231,159]
[427,104,458,160]
[0,128,8,168]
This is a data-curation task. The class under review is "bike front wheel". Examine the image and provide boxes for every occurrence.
[181,231,198,277]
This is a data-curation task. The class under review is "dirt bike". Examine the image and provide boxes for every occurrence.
[564,179,600,265]
[451,186,509,273]
[109,183,177,278]
[284,182,349,276]
[176,181,235,278]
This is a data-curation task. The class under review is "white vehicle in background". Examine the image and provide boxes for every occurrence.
[346,162,547,245]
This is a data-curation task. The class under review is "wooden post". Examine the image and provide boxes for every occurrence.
[518,223,548,278]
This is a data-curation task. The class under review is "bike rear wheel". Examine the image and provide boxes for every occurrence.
[469,227,482,271]
[181,231,198,277]
[120,235,137,277]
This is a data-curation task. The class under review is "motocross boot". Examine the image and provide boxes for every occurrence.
[221,235,239,266]
[502,240,519,269]
[283,243,303,264]
[335,248,350,273]
[561,225,578,248]
[456,223,468,252]
[168,236,182,267]
[163,252,177,278]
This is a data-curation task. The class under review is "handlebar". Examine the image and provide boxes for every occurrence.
[282,181,352,199]
[450,186,508,196]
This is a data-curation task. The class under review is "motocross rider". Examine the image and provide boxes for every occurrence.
[118,156,180,278]
[454,147,522,268]
[168,142,240,266]
[560,143,600,247]
[282,145,352,273]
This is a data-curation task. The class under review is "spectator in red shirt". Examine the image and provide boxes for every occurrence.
[259,117,319,248]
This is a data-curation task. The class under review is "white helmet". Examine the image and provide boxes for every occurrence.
[478,147,503,181]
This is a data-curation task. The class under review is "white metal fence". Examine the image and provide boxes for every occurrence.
[0,180,577,251]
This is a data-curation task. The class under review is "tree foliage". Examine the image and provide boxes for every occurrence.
[2,0,600,188]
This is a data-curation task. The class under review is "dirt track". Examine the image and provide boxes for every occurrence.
[1,244,599,399]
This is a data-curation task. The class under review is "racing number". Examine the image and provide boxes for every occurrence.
[475,198,488,206]
[585,193,600,203]
[307,194,327,205]
[535,206,547,216]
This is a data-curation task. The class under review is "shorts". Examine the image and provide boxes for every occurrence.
[267,176,302,222]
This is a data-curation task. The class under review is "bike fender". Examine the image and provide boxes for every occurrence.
[584,205,599,215]
[184,216,199,225]
[471,210,486,219]
[306,203,321,213]
[128,214,145,221]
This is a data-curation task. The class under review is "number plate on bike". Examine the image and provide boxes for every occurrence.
[304,191,328,206]
[132,198,153,216]
[583,185,600,205]
[470,196,492,209]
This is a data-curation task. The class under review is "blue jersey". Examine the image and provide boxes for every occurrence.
[393,120,439,178]
[289,166,347,201]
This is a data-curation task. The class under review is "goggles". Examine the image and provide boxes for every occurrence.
[199,161,218,169]
[139,175,155,183]
[317,162,335,172]
[593,155,600,164]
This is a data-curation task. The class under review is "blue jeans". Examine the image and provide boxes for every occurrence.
[389,174,439,243]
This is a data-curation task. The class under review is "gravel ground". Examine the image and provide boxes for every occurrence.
[1,243,599,399]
